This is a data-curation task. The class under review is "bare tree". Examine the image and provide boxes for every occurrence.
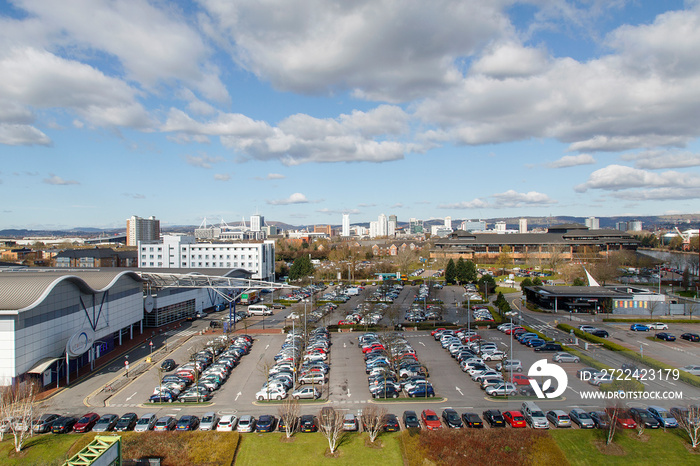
[278,397,300,439]
[361,405,387,443]
[1,382,38,452]
[318,407,345,454]
[647,299,662,319]
[635,412,645,438]
[674,405,700,448]
[606,404,620,446]
[394,249,417,277]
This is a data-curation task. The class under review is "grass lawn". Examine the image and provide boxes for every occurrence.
[0,434,83,466]
[551,427,699,465]
[495,286,518,294]
[235,431,403,465]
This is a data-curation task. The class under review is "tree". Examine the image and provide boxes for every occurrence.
[591,260,619,286]
[546,245,565,272]
[683,267,691,290]
[465,260,477,283]
[606,404,620,446]
[455,258,468,284]
[289,255,315,281]
[521,277,533,288]
[394,249,417,277]
[496,246,512,275]
[318,407,345,454]
[445,259,456,284]
[278,397,300,438]
[674,404,700,448]
[532,277,543,286]
[361,405,387,443]
[573,277,586,286]
[0,382,38,452]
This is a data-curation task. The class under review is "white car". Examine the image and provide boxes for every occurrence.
[648,322,669,330]
[216,415,238,431]
[486,383,517,397]
[256,387,287,401]
[483,351,506,361]
[681,365,700,376]
[237,415,256,432]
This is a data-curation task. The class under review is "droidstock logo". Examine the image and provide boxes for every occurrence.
[528,359,568,399]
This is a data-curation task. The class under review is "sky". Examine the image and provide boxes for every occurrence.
[1,0,700,230]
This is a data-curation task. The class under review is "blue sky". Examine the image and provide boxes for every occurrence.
[1,0,700,230]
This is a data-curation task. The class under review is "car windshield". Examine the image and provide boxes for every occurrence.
[137,418,150,425]
[425,414,439,421]
[78,417,91,423]
[577,412,591,419]
[532,411,545,417]
[514,416,525,421]
[406,415,417,422]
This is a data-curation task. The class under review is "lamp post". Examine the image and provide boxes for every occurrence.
[505,311,518,370]
[149,340,154,357]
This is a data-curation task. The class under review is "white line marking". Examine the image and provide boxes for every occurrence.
[456,387,464,396]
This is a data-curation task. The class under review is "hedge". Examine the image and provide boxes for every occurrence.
[522,326,553,342]
[557,323,700,389]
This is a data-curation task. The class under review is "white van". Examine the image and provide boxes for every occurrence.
[248,304,272,316]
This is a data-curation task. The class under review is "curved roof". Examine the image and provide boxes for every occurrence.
[0,270,143,312]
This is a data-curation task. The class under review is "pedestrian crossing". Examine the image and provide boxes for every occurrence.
[163,329,198,337]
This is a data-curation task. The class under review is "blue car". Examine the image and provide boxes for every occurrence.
[630,324,650,332]
[527,339,546,348]
[647,406,678,428]
[407,384,435,398]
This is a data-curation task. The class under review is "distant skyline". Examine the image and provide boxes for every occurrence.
[1,1,700,229]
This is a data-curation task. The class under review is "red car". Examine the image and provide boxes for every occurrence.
[503,411,527,428]
[509,374,532,386]
[505,327,525,335]
[464,335,482,342]
[431,328,446,336]
[362,344,385,354]
[338,320,354,325]
[74,413,101,433]
[421,410,442,430]
[606,408,637,429]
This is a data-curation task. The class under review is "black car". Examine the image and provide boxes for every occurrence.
[299,415,318,432]
[161,359,177,371]
[682,333,700,342]
[256,415,277,433]
[373,385,400,399]
[589,411,610,429]
[441,409,463,428]
[629,408,661,429]
[51,416,78,434]
[114,412,138,432]
[482,409,505,428]
[589,329,609,338]
[518,385,556,397]
[461,412,483,428]
[383,414,401,432]
[655,332,676,341]
[534,342,563,352]
[277,415,297,432]
[402,410,421,429]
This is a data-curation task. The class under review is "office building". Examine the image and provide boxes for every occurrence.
[585,217,600,230]
[461,220,487,232]
[250,214,264,232]
[126,216,160,246]
[444,216,452,229]
[519,218,528,233]
[342,214,350,237]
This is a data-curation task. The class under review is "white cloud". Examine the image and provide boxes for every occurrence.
[620,150,700,169]
[214,173,230,181]
[574,165,700,192]
[267,173,286,180]
[43,174,79,185]
[0,124,50,146]
[317,208,360,215]
[267,193,309,205]
[199,0,507,102]
[471,42,548,79]
[439,190,555,209]
[185,154,224,169]
[548,154,596,168]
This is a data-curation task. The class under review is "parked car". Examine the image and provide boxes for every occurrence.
[534,342,563,352]
[681,333,700,342]
[383,413,401,432]
[153,416,177,432]
[461,412,483,428]
[33,413,60,433]
[589,411,610,429]
[655,332,676,341]
[441,409,462,429]
[647,406,678,428]
[486,383,517,397]
[237,415,256,433]
[630,324,650,332]
[569,409,595,429]
[216,415,238,432]
[509,374,532,386]
[553,352,580,363]
[421,410,442,430]
[648,322,669,330]
[629,408,661,429]
[496,359,523,372]
[546,410,571,428]
[608,409,637,429]
[74,413,100,433]
[134,413,158,432]
[114,412,138,432]
[92,414,119,433]
[51,416,78,434]
[255,415,277,433]
[680,365,700,376]
[199,412,219,431]
[482,410,505,428]
[589,329,609,338]
[176,415,200,431]
[299,414,318,433]
[343,414,358,431]
[503,411,527,428]
[291,386,320,400]
[403,410,421,429]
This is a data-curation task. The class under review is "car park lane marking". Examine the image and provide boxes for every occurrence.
[486,396,567,403]
[455,387,463,396]
[125,392,137,401]
[419,341,425,346]
[235,392,242,401]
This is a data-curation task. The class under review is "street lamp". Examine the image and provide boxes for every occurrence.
[149,340,154,357]
[505,311,518,369]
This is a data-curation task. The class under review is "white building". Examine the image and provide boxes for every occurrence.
[250,215,264,232]
[444,216,452,229]
[461,220,487,232]
[585,217,600,230]
[138,235,275,280]
[495,221,507,232]
[388,220,396,237]
[0,270,144,386]
[628,220,643,231]
[377,214,388,237]
[126,215,160,246]
[342,214,350,237]
[519,218,528,233]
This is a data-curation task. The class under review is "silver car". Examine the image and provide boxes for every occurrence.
[569,409,595,429]
[134,413,158,432]
[552,352,580,363]
[199,412,219,431]
[546,410,572,428]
